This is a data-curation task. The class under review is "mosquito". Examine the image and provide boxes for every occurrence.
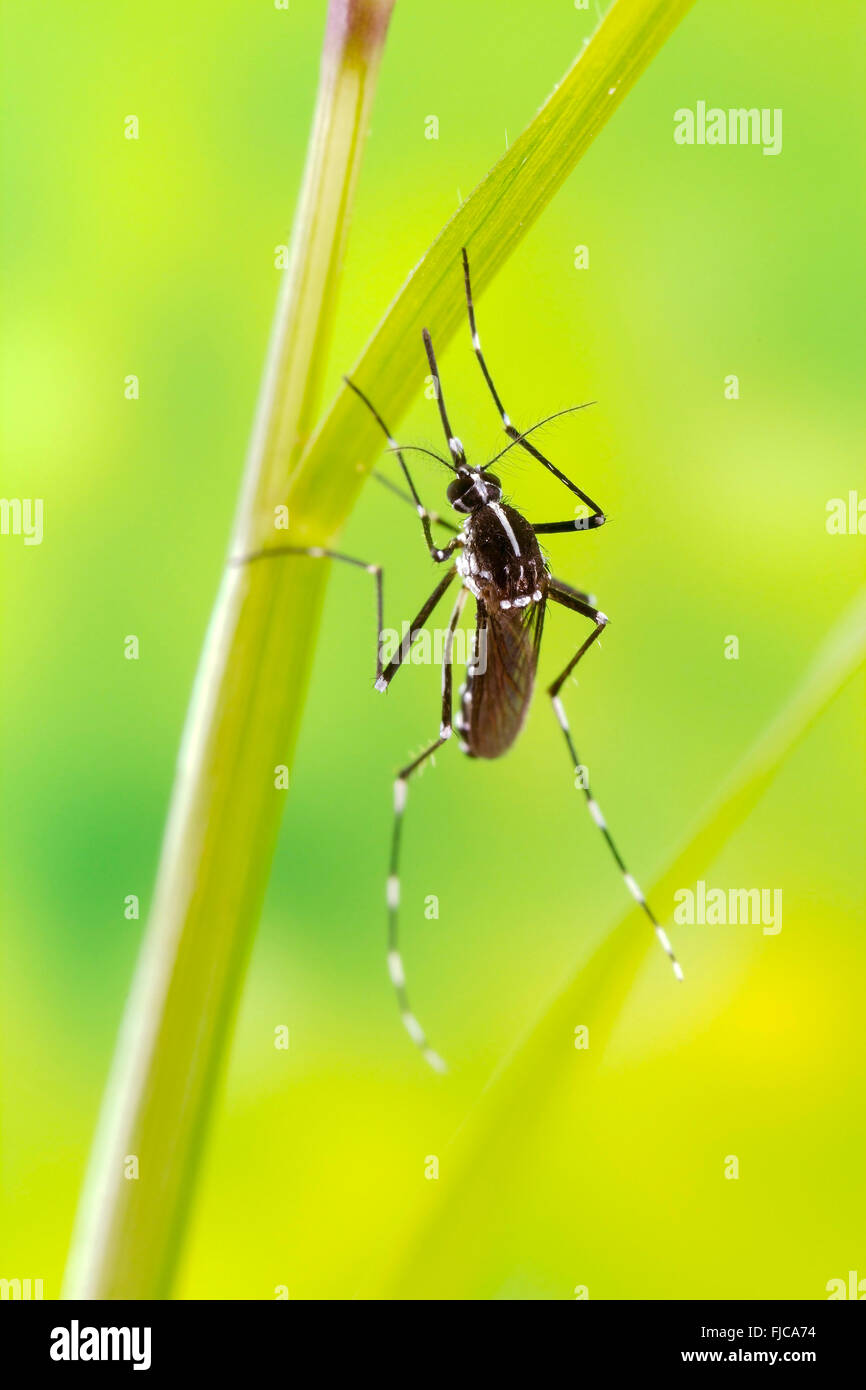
[237,248,683,1072]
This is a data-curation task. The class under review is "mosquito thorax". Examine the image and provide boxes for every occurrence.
[446,466,502,514]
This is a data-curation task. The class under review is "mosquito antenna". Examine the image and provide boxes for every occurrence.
[422,328,467,466]
[386,443,454,470]
[482,404,597,469]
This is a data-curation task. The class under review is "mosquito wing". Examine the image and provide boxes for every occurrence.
[459,596,546,760]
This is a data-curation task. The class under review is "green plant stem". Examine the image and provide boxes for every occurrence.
[62,0,395,1300]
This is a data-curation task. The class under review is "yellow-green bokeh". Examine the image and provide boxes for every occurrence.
[1,0,863,1299]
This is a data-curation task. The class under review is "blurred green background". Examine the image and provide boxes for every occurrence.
[2,0,863,1300]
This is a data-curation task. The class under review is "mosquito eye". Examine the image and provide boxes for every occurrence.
[484,473,501,490]
[446,479,465,504]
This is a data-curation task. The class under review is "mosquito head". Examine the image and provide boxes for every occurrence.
[447,465,502,514]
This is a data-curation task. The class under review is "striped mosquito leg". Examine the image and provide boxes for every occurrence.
[376,566,456,693]
[461,247,605,521]
[421,328,467,467]
[546,580,683,980]
[386,586,466,1071]
[388,742,449,1073]
[547,582,609,694]
[229,544,385,680]
[544,574,597,609]
[548,691,684,981]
